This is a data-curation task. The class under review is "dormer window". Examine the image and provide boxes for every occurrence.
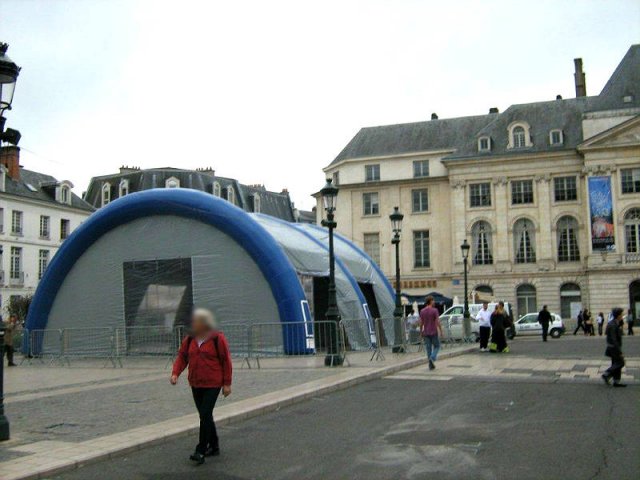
[213,182,221,197]
[101,183,111,207]
[119,179,129,197]
[549,129,563,146]
[508,122,532,149]
[56,181,73,205]
[227,186,236,205]
[478,136,491,152]
[165,177,180,188]
[253,193,261,213]
[60,186,70,204]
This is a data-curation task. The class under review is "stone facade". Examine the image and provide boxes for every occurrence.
[318,45,640,320]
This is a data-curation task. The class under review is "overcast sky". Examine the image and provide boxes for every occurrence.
[1,0,639,210]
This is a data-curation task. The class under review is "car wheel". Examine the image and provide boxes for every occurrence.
[550,329,561,339]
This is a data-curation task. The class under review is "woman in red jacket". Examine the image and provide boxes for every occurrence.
[171,308,233,465]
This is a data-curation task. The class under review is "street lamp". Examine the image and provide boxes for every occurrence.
[320,178,343,366]
[460,239,471,342]
[0,41,20,443]
[389,207,404,353]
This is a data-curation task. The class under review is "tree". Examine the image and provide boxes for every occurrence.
[6,295,32,321]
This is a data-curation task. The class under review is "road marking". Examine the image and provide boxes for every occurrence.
[386,374,454,381]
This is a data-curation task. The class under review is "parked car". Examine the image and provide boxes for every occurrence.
[509,313,565,339]
[441,303,514,341]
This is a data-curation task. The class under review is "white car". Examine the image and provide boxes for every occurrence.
[510,313,565,339]
[441,303,514,341]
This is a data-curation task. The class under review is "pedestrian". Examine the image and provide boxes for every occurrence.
[573,310,585,335]
[489,301,511,353]
[602,308,627,388]
[537,305,552,342]
[583,309,594,336]
[626,309,634,336]
[596,312,605,336]
[3,314,18,367]
[419,295,444,370]
[476,301,492,352]
[171,308,233,465]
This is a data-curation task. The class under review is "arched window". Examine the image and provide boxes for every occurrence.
[227,186,236,205]
[514,218,536,263]
[560,283,581,319]
[512,126,526,148]
[253,194,261,213]
[165,177,180,188]
[60,185,70,205]
[557,216,580,262]
[101,183,111,207]
[119,179,129,197]
[212,182,221,197]
[624,208,640,254]
[472,221,493,265]
[516,284,537,317]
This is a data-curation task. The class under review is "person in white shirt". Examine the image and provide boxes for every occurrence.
[476,301,492,352]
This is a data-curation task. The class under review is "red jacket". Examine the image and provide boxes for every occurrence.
[172,332,233,388]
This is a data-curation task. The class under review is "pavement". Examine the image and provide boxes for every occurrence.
[0,342,475,480]
[42,335,640,480]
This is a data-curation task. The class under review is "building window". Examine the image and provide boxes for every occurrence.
[165,177,180,188]
[469,183,491,207]
[60,219,70,240]
[560,283,581,319]
[557,216,580,262]
[516,284,537,317]
[554,176,577,202]
[11,210,23,235]
[253,194,261,213]
[38,249,50,280]
[40,215,50,239]
[621,168,640,194]
[514,218,536,263]
[412,189,429,213]
[101,183,111,206]
[413,231,430,268]
[212,182,221,197]
[226,186,236,205]
[512,126,526,148]
[10,247,22,280]
[332,171,340,186]
[549,129,564,146]
[512,180,534,205]
[60,185,71,204]
[413,160,429,178]
[363,192,379,216]
[0,207,4,233]
[478,136,491,152]
[625,208,640,253]
[363,233,381,265]
[119,179,129,197]
[365,164,380,182]
[472,221,493,265]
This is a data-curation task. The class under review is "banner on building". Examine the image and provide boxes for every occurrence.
[588,176,615,251]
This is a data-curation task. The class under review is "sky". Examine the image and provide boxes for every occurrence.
[0,0,639,210]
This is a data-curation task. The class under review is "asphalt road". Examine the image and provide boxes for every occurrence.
[53,336,640,480]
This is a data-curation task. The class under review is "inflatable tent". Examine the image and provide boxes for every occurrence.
[25,189,396,354]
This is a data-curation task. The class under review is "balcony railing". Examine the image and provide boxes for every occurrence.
[625,253,640,264]
[9,272,24,286]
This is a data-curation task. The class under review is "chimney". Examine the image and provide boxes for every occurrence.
[556,94,563,100]
[574,58,587,97]
[431,113,438,120]
[489,107,499,114]
[0,145,20,180]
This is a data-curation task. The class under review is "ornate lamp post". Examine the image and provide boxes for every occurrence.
[389,207,404,353]
[320,179,343,366]
[0,41,20,442]
[460,239,471,342]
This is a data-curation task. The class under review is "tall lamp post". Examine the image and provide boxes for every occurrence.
[460,239,471,342]
[389,207,404,353]
[320,179,343,366]
[0,41,21,442]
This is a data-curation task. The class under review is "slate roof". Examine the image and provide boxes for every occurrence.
[329,45,640,166]
[84,167,296,222]
[2,167,94,211]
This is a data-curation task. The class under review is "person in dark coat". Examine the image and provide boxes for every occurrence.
[602,308,626,388]
[537,305,552,342]
[573,310,585,335]
[171,308,233,464]
[627,309,634,336]
[490,301,510,353]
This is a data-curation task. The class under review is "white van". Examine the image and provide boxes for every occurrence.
[440,303,513,340]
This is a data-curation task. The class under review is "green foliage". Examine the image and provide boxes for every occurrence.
[5,294,32,321]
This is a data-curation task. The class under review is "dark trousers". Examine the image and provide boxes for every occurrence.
[191,387,221,454]
[479,326,491,349]
[4,345,15,365]
[628,322,634,336]
[573,322,584,335]
[541,323,549,341]
[598,324,604,336]
[604,352,625,383]
[491,329,507,352]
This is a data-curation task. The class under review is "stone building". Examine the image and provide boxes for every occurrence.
[319,45,640,320]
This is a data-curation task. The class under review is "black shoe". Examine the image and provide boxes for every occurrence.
[205,447,220,457]
[602,374,611,385]
[8,363,17,367]
[189,452,205,465]
[613,383,627,388]
[428,360,435,370]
